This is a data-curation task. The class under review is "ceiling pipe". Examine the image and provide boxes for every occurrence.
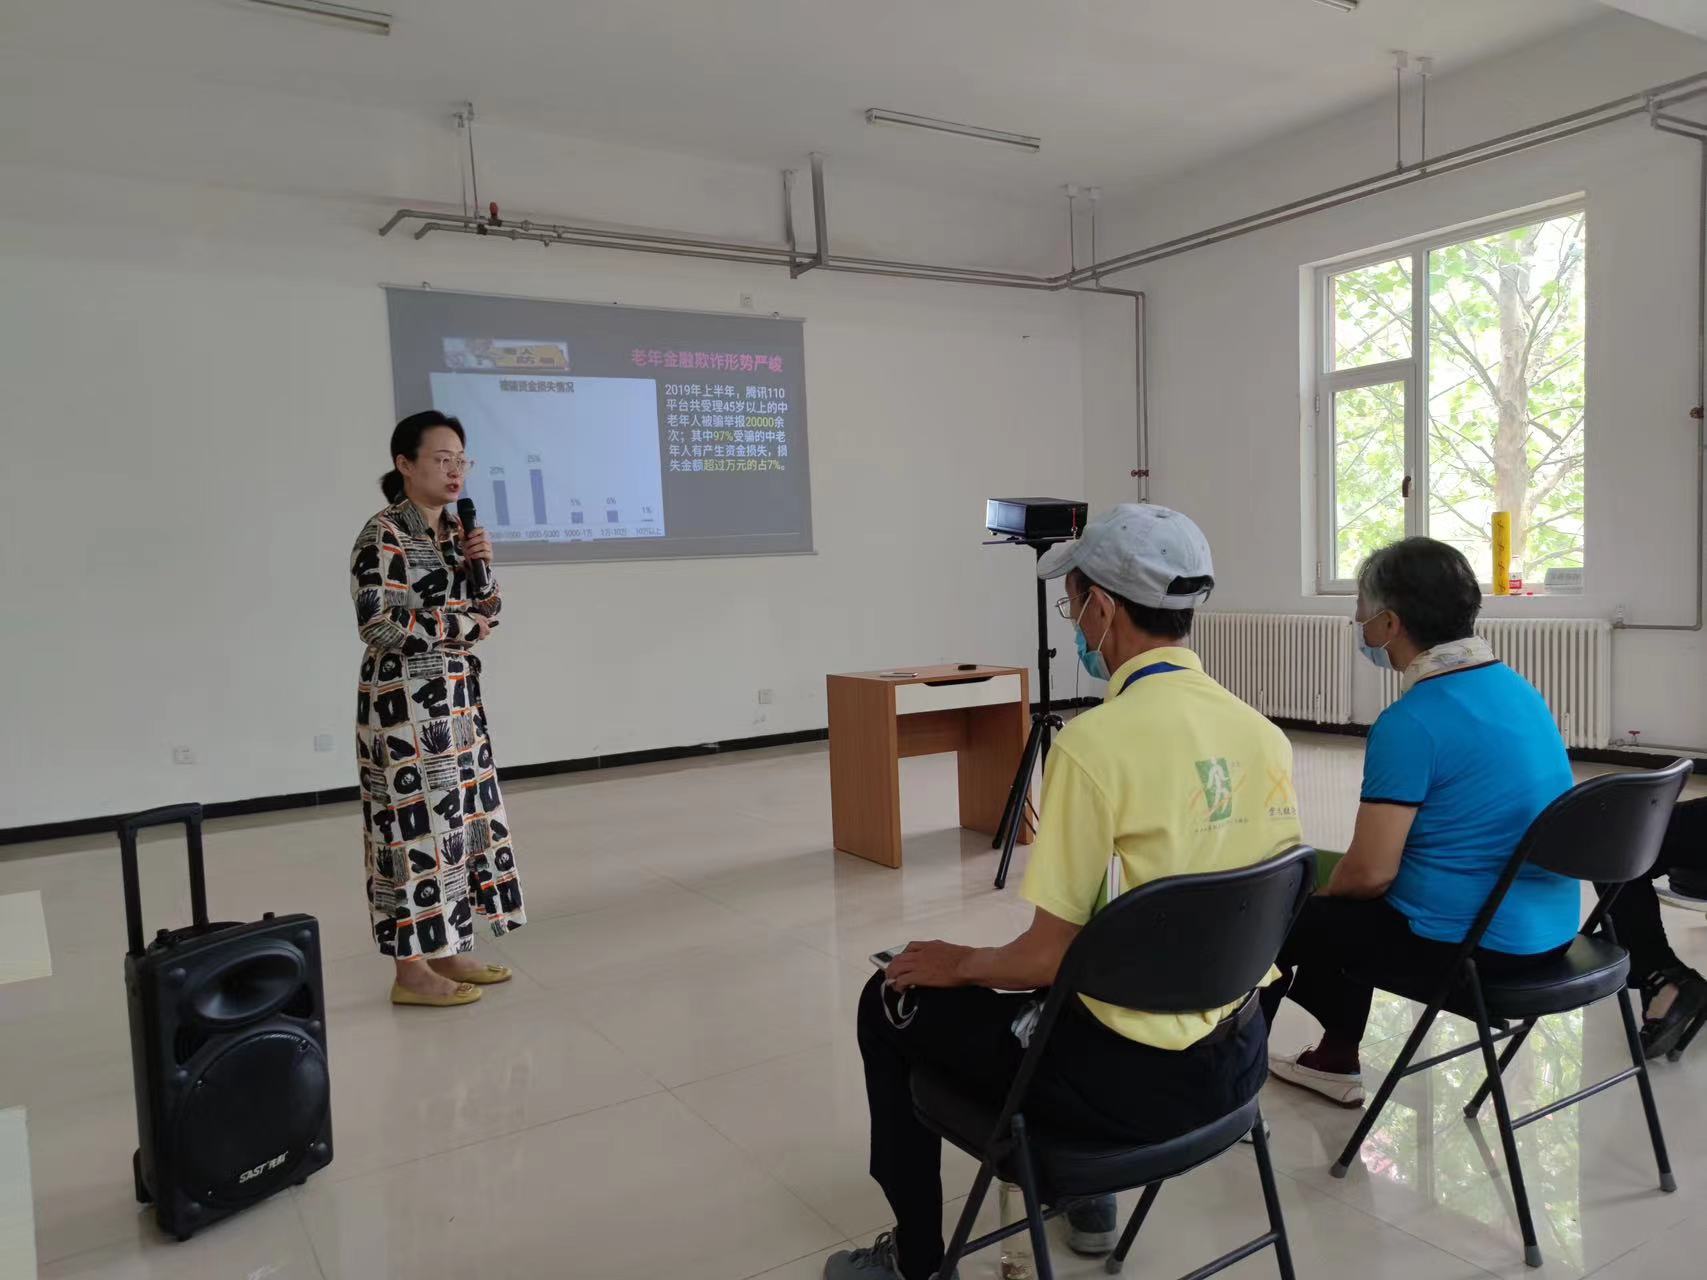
[1064,70,1707,285]
[381,70,1707,295]
[383,70,1707,294]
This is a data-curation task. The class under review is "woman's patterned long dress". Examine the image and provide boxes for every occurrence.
[350,500,525,959]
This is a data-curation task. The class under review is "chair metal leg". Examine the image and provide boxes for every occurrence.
[1467,969,1543,1269]
[1009,1116,1056,1280]
[1465,1018,1536,1118]
[1331,1004,1442,1178]
[1615,987,1678,1193]
[936,1158,997,1280]
[1251,1108,1297,1280]
[1104,1183,1161,1275]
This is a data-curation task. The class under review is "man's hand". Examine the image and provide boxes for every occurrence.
[885,940,974,991]
[462,527,494,566]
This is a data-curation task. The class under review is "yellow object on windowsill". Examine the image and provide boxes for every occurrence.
[1492,511,1512,597]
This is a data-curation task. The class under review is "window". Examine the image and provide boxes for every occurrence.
[1314,205,1587,593]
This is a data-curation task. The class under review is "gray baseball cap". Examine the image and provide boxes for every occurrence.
[1036,503,1215,609]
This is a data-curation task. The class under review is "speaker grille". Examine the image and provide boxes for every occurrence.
[175,1029,329,1204]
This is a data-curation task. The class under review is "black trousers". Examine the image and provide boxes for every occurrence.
[1260,896,1569,1046]
[855,971,1266,1280]
[1609,795,1707,982]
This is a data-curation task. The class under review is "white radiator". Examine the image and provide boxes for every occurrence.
[1191,613,1355,724]
[1374,618,1613,749]
[1193,613,1612,749]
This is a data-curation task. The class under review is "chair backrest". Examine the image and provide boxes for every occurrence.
[1454,759,1693,955]
[1516,759,1691,885]
[975,846,1315,1148]
[1063,845,1317,1014]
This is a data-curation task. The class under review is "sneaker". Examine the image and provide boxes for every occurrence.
[1066,1194,1119,1257]
[822,1233,957,1280]
[824,1233,903,1280]
[1269,1049,1366,1107]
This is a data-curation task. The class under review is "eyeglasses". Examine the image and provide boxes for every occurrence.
[1054,595,1079,621]
[428,454,475,475]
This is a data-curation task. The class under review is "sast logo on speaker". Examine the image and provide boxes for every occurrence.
[238,1151,290,1184]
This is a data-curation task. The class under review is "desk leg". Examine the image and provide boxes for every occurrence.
[959,703,1032,844]
[828,676,902,868]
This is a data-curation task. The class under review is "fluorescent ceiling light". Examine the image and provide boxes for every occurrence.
[864,109,1041,153]
[1313,0,1359,11]
[241,0,392,34]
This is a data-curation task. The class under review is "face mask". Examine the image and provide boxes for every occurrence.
[1074,626,1110,681]
[1073,592,1114,682]
[1356,612,1393,669]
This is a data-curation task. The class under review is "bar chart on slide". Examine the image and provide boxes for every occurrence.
[428,373,666,541]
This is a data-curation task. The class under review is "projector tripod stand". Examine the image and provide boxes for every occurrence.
[991,538,1068,890]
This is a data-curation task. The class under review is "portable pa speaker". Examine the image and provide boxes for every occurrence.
[120,804,333,1241]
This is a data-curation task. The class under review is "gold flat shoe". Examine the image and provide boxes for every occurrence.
[390,981,482,1008]
[455,963,513,986]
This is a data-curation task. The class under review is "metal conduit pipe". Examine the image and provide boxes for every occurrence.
[824,253,1050,283]
[1066,74,1707,285]
[385,209,1059,285]
[403,222,796,268]
[1069,109,1657,281]
[1068,74,1707,284]
[385,207,798,258]
[383,70,1707,295]
[1616,132,1707,634]
[1065,284,1148,504]
[819,263,1056,289]
[1079,188,1149,502]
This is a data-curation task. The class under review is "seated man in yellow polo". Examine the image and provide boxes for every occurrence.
[828,504,1302,1280]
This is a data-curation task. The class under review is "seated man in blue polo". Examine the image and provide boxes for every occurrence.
[828,505,1302,1280]
[1263,536,1579,1103]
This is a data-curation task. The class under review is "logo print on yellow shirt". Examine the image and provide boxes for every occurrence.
[1195,757,1235,823]
[1264,767,1299,820]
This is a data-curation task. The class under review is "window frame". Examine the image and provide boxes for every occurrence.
[1311,198,1587,595]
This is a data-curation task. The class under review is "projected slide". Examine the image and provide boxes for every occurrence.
[428,372,666,543]
[386,287,812,564]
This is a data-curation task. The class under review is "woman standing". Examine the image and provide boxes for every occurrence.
[350,410,526,1007]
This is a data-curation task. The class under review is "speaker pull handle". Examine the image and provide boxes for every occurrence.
[117,803,210,956]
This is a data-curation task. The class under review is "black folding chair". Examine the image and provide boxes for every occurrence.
[1328,760,1692,1269]
[913,846,1317,1280]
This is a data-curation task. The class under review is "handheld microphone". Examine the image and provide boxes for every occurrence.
[456,497,492,595]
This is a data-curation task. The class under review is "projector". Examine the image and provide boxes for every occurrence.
[985,497,1088,542]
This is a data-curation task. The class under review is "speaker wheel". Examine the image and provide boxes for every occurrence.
[133,1149,152,1205]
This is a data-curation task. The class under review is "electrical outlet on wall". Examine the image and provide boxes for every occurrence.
[172,746,196,766]
[757,688,774,704]
[739,292,756,310]
[313,734,336,753]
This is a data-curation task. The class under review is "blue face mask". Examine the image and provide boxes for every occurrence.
[1075,625,1110,681]
[1073,591,1114,681]
[1356,611,1394,669]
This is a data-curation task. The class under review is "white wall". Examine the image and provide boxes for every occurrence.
[1082,15,1707,745]
[0,74,1087,828]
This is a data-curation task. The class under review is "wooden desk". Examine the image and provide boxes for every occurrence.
[826,665,1032,868]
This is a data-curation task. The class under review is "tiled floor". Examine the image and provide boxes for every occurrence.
[3,733,1706,1280]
